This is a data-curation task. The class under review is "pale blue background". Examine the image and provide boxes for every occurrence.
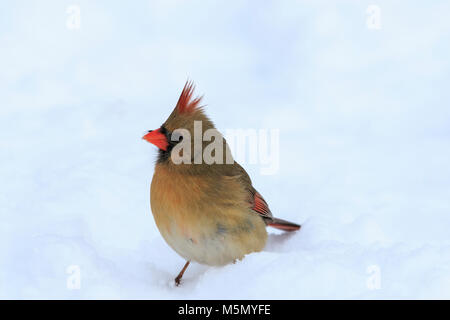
[1,1,449,298]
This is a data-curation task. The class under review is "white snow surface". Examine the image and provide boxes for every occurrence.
[1,1,450,299]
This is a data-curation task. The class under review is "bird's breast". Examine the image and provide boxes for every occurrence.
[149,164,267,265]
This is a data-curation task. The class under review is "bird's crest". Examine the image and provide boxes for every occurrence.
[163,80,213,134]
[175,81,203,114]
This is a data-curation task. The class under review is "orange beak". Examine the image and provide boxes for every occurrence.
[142,128,169,151]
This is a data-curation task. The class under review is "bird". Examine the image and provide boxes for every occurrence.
[143,81,301,285]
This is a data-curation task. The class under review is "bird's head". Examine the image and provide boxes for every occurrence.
[143,81,222,167]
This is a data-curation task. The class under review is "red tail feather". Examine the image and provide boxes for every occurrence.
[268,218,301,232]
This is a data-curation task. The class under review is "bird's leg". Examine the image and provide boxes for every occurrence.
[175,261,190,286]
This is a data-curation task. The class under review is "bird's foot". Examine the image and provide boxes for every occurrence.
[174,260,190,287]
[174,276,182,286]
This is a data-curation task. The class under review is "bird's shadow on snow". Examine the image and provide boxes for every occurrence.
[152,226,306,290]
[172,231,303,290]
[264,230,299,253]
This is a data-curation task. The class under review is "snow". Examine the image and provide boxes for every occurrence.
[1,0,450,299]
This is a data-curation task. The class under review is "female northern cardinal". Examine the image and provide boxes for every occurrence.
[143,81,300,285]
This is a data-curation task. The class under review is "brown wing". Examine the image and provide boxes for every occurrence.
[225,161,273,220]
[224,162,300,231]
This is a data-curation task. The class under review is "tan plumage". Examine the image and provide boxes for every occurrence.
[151,165,267,266]
[143,81,300,285]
